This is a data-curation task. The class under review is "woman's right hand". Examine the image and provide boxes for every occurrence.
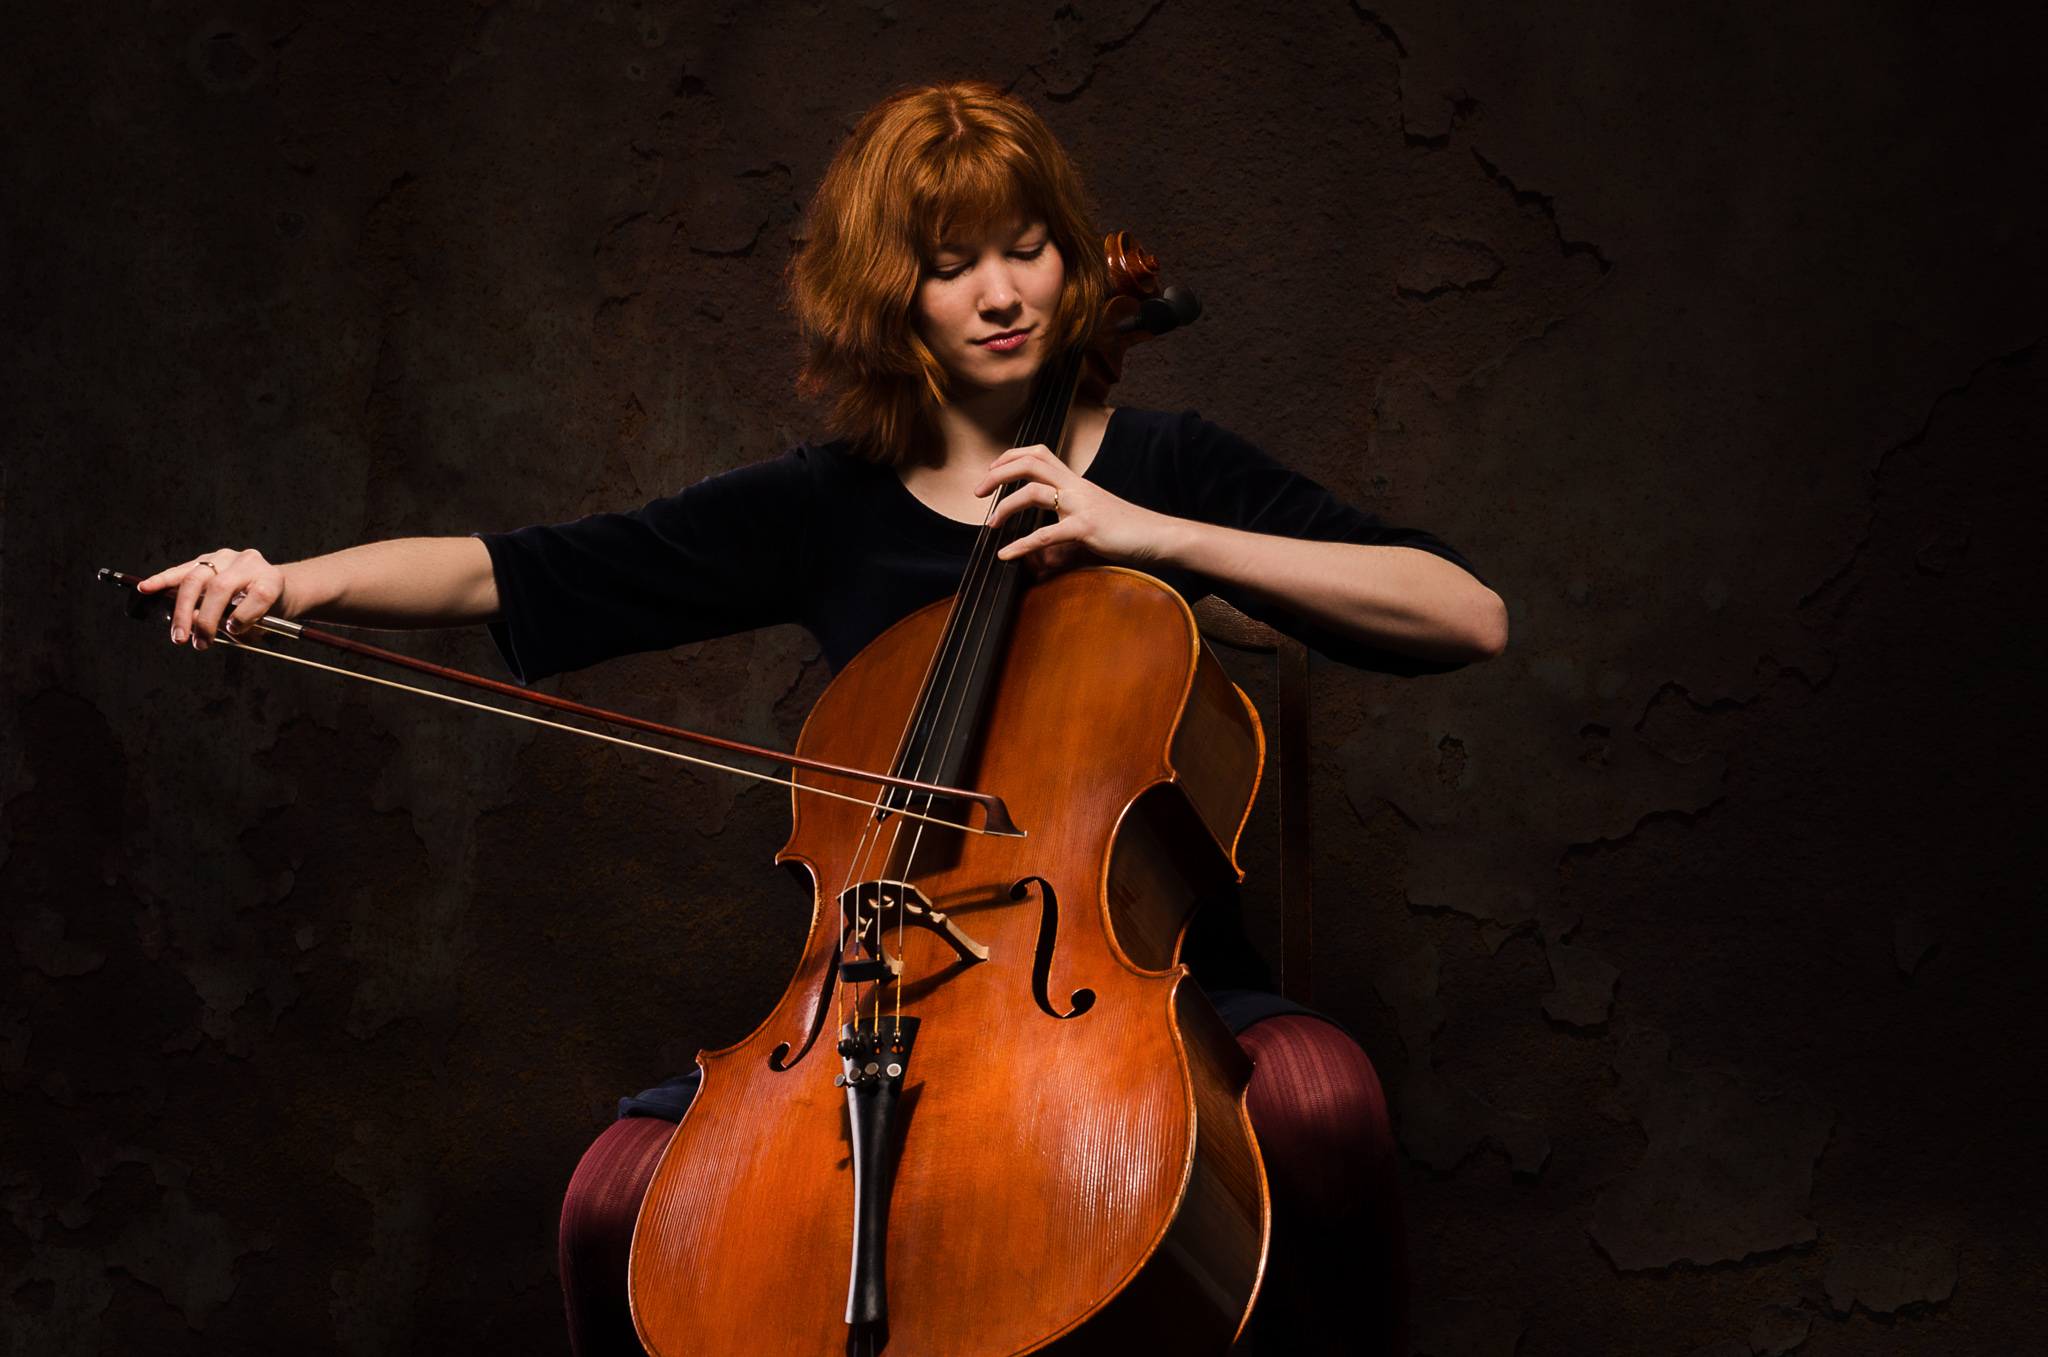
[137,549,288,649]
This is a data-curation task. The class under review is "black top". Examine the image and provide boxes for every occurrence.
[482,407,1475,682]
[481,407,1481,994]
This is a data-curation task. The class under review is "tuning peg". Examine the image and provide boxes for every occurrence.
[1116,284,1204,337]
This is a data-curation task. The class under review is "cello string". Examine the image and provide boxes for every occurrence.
[881,355,1061,1003]
[839,779,904,1025]
[880,346,1080,1021]
[881,479,1012,1013]
[856,424,1012,855]
[906,342,1072,795]
[908,344,1077,798]
[217,639,1000,836]
[827,445,1013,1017]
[837,341,1077,1022]
[833,782,894,1031]
[822,688,921,1029]
[873,352,1061,1009]
[825,464,1012,1027]
[887,343,1081,1007]
[933,338,1061,647]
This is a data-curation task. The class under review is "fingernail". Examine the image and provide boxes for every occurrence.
[171,627,185,643]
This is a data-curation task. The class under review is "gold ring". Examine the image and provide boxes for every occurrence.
[1051,489,1060,513]
[198,560,220,575]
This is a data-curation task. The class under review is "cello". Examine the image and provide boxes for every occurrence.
[628,236,1273,1355]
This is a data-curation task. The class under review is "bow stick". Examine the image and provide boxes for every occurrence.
[97,569,1023,838]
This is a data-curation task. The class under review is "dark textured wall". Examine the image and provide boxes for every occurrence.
[4,2,2044,1353]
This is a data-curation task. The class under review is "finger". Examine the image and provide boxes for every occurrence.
[171,566,214,644]
[190,576,236,648]
[188,553,253,647]
[976,463,1039,496]
[997,517,1086,561]
[224,576,282,635]
[976,446,1063,496]
[188,548,256,646]
[987,482,1060,530]
[137,560,200,593]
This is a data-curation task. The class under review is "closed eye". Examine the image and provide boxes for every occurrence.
[927,238,1047,281]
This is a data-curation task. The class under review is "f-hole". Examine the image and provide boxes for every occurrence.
[770,938,844,1072]
[1015,876,1095,1020]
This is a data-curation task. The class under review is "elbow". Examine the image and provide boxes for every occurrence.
[1464,591,1510,662]
[1396,592,1506,665]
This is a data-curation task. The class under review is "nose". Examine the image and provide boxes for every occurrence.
[977,261,1022,316]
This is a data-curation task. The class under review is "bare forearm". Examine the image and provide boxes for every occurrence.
[1160,520,1508,662]
[141,536,498,649]
[283,537,499,627]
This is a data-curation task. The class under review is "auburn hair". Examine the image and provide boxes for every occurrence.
[788,82,1108,466]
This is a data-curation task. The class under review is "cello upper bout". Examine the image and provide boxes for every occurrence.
[1099,613,1264,975]
[1167,646,1264,878]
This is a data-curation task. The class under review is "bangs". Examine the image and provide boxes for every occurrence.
[909,143,1043,252]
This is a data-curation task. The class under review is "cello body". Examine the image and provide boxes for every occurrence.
[629,566,1270,1355]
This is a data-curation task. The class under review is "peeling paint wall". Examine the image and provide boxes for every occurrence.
[5,2,2044,1352]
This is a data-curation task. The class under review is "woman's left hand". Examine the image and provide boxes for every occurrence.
[977,444,1184,573]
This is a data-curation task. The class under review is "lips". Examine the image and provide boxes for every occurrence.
[973,328,1031,353]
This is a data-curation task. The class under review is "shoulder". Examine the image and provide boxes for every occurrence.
[701,437,866,493]
[1103,406,1230,449]
[642,437,873,517]
[1093,407,1280,508]
[778,436,870,485]
[1101,407,1272,470]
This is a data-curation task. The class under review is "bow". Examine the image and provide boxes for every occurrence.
[96,569,1023,838]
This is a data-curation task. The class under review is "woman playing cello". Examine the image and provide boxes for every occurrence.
[139,82,1506,1356]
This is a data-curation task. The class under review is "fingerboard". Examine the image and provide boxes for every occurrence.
[882,345,1087,814]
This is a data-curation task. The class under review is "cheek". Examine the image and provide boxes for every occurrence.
[913,283,964,347]
[1031,253,1068,315]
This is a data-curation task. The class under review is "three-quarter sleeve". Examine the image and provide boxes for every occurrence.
[480,449,819,684]
[1164,411,1474,565]
[1112,410,1481,675]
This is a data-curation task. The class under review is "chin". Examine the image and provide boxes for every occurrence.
[955,352,1046,398]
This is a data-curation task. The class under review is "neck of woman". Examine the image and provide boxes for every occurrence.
[897,358,1108,528]
[930,377,1037,473]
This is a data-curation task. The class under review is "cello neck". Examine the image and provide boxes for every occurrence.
[883,345,1088,805]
